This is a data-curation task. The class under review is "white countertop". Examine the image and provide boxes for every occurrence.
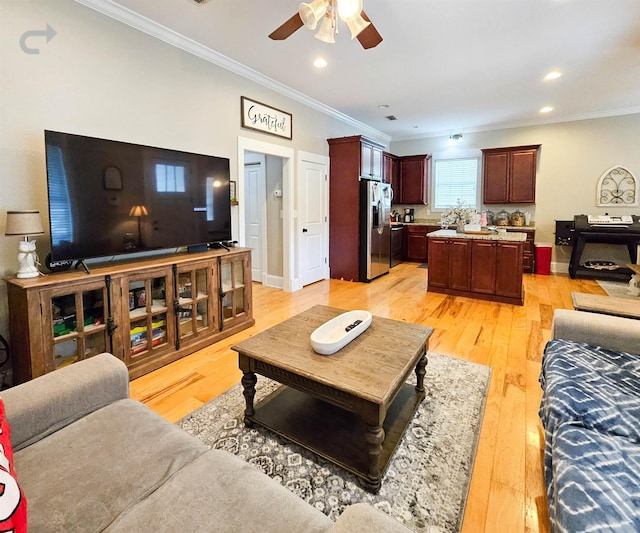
[427,229,527,242]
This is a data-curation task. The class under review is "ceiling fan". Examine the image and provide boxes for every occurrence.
[269,0,383,49]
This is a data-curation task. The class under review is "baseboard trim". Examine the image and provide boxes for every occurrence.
[551,262,569,274]
[265,275,283,289]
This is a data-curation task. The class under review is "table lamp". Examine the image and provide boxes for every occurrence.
[5,210,45,278]
[129,205,148,248]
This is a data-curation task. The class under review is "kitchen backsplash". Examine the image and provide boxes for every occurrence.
[394,203,537,226]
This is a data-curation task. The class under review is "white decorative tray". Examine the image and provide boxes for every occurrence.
[310,310,372,355]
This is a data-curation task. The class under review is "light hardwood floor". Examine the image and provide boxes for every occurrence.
[130,263,609,533]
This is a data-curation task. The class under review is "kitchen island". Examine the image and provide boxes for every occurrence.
[427,229,527,306]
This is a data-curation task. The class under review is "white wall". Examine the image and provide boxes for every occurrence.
[392,114,640,270]
[0,0,363,338]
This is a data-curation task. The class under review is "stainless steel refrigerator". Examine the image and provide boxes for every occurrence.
[359,179,392,282]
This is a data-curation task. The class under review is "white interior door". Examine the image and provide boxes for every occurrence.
[244,153,266,283]
[298,153,329,286]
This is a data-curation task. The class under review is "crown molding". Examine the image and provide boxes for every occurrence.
[391,106,640,142]
[74,0,391,146]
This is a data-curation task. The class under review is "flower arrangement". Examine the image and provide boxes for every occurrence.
[440,199,477,228]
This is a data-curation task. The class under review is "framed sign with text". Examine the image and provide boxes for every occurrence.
[241,96,292,140]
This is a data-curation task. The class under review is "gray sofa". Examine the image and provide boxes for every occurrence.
[2,353,412,532]
[539,309,640,532]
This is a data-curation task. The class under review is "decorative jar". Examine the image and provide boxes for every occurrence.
[495,210,510,226]
[509,210,525,227]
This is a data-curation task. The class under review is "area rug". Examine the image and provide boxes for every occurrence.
[178,352,491,532]
[597,279,639,299]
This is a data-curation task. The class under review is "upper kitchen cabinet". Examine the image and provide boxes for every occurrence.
[399,155,431,204]
[361,138,384,181]
[482,145,540,204]
[383,152,400,200]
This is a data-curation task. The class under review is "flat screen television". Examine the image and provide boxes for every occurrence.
[44,130,232,263]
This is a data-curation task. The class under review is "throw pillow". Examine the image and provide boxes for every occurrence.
[0,399,27,533]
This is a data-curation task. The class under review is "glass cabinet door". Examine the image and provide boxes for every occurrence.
[45,281,110,372]
[175,262,216,343]
[220,254,251,329]
[124,269,172,364]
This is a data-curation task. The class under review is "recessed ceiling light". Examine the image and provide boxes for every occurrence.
[313,57,327,68]
[378,104,389,109]
[540,106,554,113]
[544,71,562,81]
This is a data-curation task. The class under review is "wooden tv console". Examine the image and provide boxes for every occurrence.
[6,248,254,384]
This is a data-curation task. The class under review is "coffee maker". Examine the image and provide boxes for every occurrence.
[404,208,414,223]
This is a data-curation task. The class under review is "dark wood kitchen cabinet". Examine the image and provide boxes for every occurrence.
[399,155,430,204]
[406,225,428,262]
[327,135,386,281]
[383,152,400,201]
[482,145,540,204]
[469,239,523,296]
[426,238,449,288]
[507,228,535,273]
[405,225,441,262]
[427,237,469,289]
[449,239,472,291]
[495,241,524,298]
[427,235,524,305]
[470,240,497,294]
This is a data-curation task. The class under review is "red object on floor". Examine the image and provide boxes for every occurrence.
[535,243,552,275]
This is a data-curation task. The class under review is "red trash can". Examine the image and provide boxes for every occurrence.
[535,242,552,275]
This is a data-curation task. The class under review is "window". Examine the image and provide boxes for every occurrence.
[432,155,480,210]
[155,163,186,193]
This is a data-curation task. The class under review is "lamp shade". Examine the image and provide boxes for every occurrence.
[5,210,45,236]
[345,14,370,39]
[315,15,336,43]
[129,205,148,217]
[299,0,328,30]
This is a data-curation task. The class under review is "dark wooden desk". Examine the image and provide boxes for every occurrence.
[569,215,640,281]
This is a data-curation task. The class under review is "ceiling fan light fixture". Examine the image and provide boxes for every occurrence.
[337,0,363,22]
[298,0,329,30]
[345,14,370,39]
[315,15,336,43]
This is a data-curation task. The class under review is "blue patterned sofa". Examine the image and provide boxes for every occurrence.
[539,309,640,532]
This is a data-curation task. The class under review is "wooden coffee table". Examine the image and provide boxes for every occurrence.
[232,305,433,493]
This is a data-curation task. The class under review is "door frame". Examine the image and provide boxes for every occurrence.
[297,150,330,287]
[238,137,296,292]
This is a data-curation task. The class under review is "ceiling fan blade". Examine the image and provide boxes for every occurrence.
[269,12,304,40]
[357,11,383,49]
